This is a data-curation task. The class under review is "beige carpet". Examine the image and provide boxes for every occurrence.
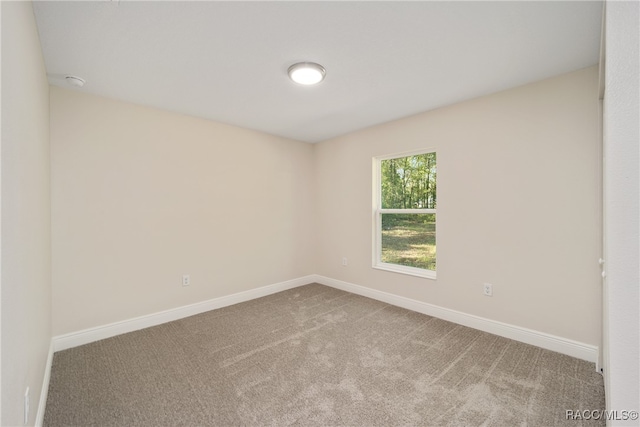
[44,283,604,426]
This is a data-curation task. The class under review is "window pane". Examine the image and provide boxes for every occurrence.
[381,213,436,271]
[380,153,436,209]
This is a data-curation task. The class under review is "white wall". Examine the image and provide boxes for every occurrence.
[1,2,52,426]
[603,0,639,423]
[315,67,602,347]
[50,87,315,336]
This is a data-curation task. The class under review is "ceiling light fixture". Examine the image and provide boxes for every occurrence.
[65,75,86,88]
[288,62,326,85]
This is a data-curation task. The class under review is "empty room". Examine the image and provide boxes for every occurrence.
[1,1,638,426]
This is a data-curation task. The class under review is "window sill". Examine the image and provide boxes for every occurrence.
[373,262,437,280]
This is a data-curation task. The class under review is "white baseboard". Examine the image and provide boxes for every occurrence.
[51,273,598,365]
[35,340,54,427]
[52,275,315,352]
[312,275,599,364]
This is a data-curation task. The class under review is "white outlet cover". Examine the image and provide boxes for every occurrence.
[483,283,493,296]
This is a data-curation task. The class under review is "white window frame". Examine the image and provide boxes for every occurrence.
[372,148,437,280]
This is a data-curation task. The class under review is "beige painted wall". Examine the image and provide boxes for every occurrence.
[51,67,601,349]
[1,2,52,425]
[314,66,601,346]
[50,87,315,336]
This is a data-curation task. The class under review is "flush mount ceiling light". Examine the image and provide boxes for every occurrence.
[65,75,86,87]
[288,62,326,85]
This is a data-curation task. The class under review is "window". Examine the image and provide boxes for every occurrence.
[373,150,437,279]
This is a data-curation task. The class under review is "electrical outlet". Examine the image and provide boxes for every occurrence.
[182,274,190,287]
[24,387,30,425]
[483,283,493,297]
[341,257,348,266]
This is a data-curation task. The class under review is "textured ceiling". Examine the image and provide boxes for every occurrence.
[33,1,603,143]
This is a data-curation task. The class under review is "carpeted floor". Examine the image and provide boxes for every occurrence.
[44,283,605,426]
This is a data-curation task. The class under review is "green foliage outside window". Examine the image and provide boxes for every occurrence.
[379,152,436,272]
[381,152,436,210]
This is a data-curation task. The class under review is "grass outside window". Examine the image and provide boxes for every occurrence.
[381,213,436,271]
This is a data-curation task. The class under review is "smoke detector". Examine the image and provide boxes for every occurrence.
[65,75,86,88]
